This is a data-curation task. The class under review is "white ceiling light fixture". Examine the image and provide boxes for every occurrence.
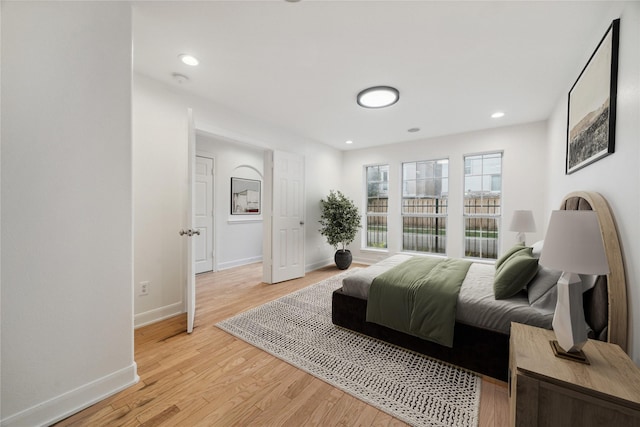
[357,86,400,109]
[345,140,353,145]
[491,111,505,118]
[179,53,199,66]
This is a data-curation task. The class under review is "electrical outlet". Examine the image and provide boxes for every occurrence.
[139,281,150,296]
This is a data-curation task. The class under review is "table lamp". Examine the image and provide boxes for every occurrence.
[538,210,609,363]
[509,210,536,245]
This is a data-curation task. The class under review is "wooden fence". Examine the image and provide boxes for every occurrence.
[365,195,501,258]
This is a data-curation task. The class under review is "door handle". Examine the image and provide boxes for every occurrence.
[179,229,201,237]
[300,221,305,225]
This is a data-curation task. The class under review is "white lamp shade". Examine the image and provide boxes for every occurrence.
[509,210,536,232]
[539,210,609,275]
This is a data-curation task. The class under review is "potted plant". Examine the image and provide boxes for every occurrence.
[319,190,362,269]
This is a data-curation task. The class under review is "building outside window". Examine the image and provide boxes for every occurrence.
[463,152,502,259]
[402,159,448,254]
[365,165,389,249]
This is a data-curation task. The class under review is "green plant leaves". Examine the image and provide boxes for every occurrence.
[319,190,362,250]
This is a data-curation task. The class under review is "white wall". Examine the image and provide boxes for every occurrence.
[545,2,640,364]
[342,121,548,265]
[197,134,264,270]
[133,75,190,327]
[133,73,343,327]
[1,2,137,425]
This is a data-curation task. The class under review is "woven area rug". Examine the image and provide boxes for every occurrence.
[216,270,481,427]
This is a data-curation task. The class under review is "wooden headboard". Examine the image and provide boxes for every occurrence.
[560,191,628,352]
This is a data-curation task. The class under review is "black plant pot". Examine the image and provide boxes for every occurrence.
[334,249,352,270]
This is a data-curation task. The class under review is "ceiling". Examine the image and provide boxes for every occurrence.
[132,1,623,151]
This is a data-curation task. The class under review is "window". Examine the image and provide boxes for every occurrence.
[402,159,448,254]
[365,165,389,249]
[463,152,502,259]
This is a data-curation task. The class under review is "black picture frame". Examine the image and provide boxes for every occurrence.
[566,18,619,175]
[230,177,261,215]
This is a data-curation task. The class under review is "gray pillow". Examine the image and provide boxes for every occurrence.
[494,248,539,300]
[527,266,562,314]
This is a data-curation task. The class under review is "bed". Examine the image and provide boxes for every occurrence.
[331,191,628,381]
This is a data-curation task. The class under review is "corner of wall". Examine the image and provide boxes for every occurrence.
[1,365,139,427]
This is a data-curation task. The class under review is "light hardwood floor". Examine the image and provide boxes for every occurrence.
[56,263,509,426]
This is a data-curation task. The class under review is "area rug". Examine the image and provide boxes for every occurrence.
[216,270,481,427]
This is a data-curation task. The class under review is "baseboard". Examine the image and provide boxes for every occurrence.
[1,363,139,427]
[352,257,375,266]
[306,257,334,272]
[217,256,262,271]
[134,301,184,328]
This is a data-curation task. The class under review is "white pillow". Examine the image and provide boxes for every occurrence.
[579,274,598,292]
[531,240,544,259]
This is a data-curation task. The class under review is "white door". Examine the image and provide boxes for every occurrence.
[184,109,196,333]
[264,150,305,284]
[195,156,214,274]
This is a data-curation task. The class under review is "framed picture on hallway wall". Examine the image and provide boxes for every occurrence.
[231,177,261,215]
[566,18,619,175]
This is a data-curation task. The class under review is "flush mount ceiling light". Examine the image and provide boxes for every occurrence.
[179,54,199,66]
[491,111,505,118]
[345,140,353,145]
[357,86,399,108]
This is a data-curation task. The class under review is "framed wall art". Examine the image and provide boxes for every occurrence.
[230,177,261,215]
[566,18,619,175]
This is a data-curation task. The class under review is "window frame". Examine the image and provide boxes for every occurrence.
[462,151,503,260]
[400,158,449,255]
[363,164,389,250]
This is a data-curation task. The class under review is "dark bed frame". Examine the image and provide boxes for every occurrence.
[331,191,628,382]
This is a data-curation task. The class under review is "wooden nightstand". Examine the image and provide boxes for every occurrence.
[509,322,640,427]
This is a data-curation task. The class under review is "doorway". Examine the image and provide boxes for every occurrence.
[195,132,265,272]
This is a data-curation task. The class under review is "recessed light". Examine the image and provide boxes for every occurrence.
[408,127,420,133]
[491,111,505,118]
[345,140,353,144]
[179,54,199,66]
[357,86,399,108]
[172,73,189,84]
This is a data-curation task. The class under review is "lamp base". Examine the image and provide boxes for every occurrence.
[550,340,590,364]
[552,272,588,353]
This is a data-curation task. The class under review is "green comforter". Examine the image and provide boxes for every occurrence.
[365,257,472,347]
